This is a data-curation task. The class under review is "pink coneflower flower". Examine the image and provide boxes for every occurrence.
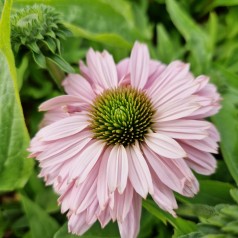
[28,42,221,238]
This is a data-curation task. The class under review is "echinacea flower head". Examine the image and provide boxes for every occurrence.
[29,42,221,238]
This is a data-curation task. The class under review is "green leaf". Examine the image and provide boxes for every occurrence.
[0,0,33,191]
[143,199,197,236]
[176,180,234,206]
[65,23,132,50]
[166,0,211,74]
[222,220,238,234]
[21,195,59,238]
[156,24,183,63]
[203,0,238,14]
[54,222,119,238]
[212,91,238,185]
[230,189,238,204]
[46,53,75,73]
[177,204,216,219]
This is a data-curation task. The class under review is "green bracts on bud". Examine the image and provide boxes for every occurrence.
[11,4,73,73]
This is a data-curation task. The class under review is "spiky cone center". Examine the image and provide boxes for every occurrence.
[89,86,155,147]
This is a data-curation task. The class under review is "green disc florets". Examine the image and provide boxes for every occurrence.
[11,4,70,59]
[89,87,155,147]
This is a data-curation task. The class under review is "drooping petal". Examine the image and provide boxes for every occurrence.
[110,182,133,223]
[97,147,112,209]
[107,145,128,194]
[58,159,99,214]
[118,191,142,238]
[68,210,95,235]
[130,42,149,89]
[37,130,92,162]
[181,142,217,175]
[39,137,92,168]
[127,142,153,198]
[142,145,199,197]
[98,205,111,228]
[68,140,105,183]
[149,167,177,216]
[145,132,186,159]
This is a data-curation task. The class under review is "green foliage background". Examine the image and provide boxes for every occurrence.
[0,0,238,237]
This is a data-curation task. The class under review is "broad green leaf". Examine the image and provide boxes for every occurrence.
[230,189,238,204]
[204,0,238,14]
[143,199,197,236]
[176,181,234,206]
[212,90,238,185]
[0,0,33,191]
[64,23,132,50]
[54,222,119,238]
[177,204,216,219]
[156,24,183,63]
[209,65,238,184]
[166,0,211,74]
[21,195,59,238]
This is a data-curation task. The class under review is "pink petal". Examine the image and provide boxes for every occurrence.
[59,161,99,214]
[39,95,82,111]
[107,145,128,194]
[98,205,111,228]
[142,145,199,197]
[194,75,210,91]
[153,96,201,121]
[117,58,129,81]
[118,191,141,238]
[86,48,118,89]
[79,60,93,83]
[152,78,199,109]
[68,211,94,235]
[37,130,91,160]
[181,137,218,154]
[40,109,69,127]
[154,119,210,140]
[36,115,89,141]
[62,74,96,103]
[40,137,92,168]
[145,132,186,159]
[127,142,153,198]
[97,147,112,209]
[69,140,105,183]
[86,199,100,225]
[144,60,166,89]
[148,60,190,98]
[150,168,177,216]
[110,183,133,222]
[130,42,149,89]
[181,142,217,175]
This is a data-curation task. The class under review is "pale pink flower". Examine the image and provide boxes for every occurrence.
[28,42,221,238]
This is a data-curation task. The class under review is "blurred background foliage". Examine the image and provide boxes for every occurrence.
[0,0,238,237]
